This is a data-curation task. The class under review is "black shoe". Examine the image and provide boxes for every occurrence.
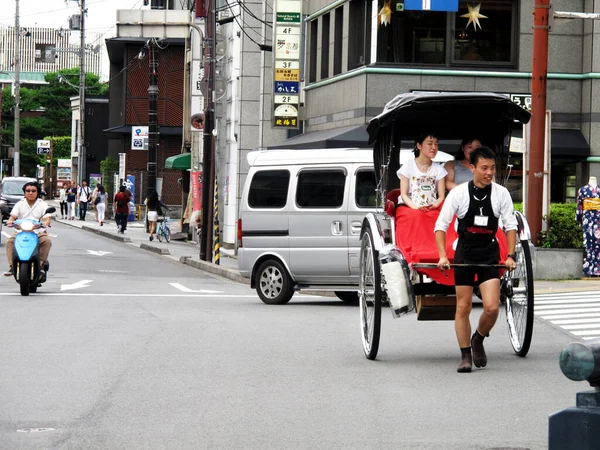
[3,267,13,277]
[471,332,487,368]
[457,347,473,373]
[42,261,49,271]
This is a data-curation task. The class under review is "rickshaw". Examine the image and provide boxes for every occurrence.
[358,92,534,360]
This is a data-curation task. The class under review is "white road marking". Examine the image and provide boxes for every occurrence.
[87,250,113,256]
[169,282,223,294]
[61,280,93,291]
[535,292,600,339]
[0,292,325,298]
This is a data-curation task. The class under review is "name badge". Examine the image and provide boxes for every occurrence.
[474,215,489,227]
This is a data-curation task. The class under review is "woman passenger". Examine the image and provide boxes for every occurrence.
[397,132,447,211]
[444,137,482,191]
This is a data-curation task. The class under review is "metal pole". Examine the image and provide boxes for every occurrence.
[200,0,215,262]
[147,39,158,199]
[79,0,86,183]
[527,0,551,245]
[13,0,20,176]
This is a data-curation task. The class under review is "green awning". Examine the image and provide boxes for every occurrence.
[165,152,191,169]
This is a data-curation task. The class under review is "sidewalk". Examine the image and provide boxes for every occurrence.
[49,201,600,294]
[51,200,247,285]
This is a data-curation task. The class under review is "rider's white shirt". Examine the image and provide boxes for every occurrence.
[10,198,49,234]
[434,181,518,233]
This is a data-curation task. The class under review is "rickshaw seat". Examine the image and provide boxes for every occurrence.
[385,189,401,216]
[394,205,508,286]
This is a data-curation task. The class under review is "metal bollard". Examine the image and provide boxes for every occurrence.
[548,338,600,450]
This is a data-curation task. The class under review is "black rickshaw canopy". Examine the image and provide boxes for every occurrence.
[367,92,532,192]
[367,91,532,145]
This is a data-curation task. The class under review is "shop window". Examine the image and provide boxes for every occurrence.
[348,0,371,70]
[376,0,517,67]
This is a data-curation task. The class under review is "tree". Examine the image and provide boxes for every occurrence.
[1,68,107,143]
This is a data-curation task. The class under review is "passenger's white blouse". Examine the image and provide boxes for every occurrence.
[434,182,518,233]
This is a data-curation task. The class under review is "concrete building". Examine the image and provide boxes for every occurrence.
[284,0,595,204]
[0,25,102,77]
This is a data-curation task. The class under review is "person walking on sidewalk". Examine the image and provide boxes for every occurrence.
[77,180,92,221]
[58,185,67,219]
[94,184,108,226]
[66,181,77,220]
[434,146,518,373]
[113,185,131,234]
[145,190,167,241]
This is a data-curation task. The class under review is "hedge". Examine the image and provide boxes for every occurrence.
[513,203,584,249]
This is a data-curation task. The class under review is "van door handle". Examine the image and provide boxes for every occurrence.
[331,220,343,235]
[351,220,362,234]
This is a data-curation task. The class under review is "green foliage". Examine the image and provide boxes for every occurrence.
[100,156,119,199]
[43,136,71,167]
[1,69,108,143]
[539,203,584,249]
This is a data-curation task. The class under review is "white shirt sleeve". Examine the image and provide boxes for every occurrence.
[433,163,448,181]
[434,183,469,232]
[493,184,518,231]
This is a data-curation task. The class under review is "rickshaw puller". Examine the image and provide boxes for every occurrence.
[434,147,517,373]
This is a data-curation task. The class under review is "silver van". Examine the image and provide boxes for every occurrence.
[238,149,376,304]
[238,148,454,305]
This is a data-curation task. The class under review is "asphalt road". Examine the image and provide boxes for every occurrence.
[0,222,585,449]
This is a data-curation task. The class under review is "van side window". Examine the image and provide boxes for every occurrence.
[248,170,290,208]
[296,170,346,208]
[355,170,376,208]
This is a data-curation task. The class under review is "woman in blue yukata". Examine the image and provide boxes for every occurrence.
[576,176,600,276]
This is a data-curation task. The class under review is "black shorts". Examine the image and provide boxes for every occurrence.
[454,241,500,287]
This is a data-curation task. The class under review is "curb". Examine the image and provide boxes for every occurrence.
[140,243,170,255]
[80,225,132,243]
[179,256,249,284]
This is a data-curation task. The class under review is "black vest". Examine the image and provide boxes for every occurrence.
[455,182,499,262]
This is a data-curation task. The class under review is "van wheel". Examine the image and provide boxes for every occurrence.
[255,259,294,305]
[334,291,359,305]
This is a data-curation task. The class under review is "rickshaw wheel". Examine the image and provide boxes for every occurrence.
[502,239,534,357]
[359,225,381,360]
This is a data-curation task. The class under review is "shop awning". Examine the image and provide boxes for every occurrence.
[165,152,191,169]
[268,124,370,149]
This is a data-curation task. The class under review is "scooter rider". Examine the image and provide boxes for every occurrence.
[434,146,517,373]
[3,181,52,277]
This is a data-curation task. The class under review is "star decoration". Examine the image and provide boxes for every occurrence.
[378,0,392,27]
[461,3,488,31]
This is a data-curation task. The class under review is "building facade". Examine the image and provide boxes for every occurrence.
[0,26,102,77]
[295,0,597,204]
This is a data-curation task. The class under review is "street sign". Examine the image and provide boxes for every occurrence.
[404,0,458,12]
[37,139,51,155]
[131,126,149,150]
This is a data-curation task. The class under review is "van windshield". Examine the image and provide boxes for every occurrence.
[2,180,27,195]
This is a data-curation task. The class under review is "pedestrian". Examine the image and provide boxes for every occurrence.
[397,132,447,211]
[77,180,92,221]
[58,184,67,219]
[94,184,108,226]
[434,146,517,373]
[113,185,131,234]
[145,190,167,241]
[66,181,77,220]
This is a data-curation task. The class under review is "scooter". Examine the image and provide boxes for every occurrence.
[9,207,55,296]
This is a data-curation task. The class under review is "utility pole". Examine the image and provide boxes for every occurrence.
[13,0,20,176]
[527,0,551,245]
[200,0,215,261]
[78,0,86,184]
[147,39,158,199]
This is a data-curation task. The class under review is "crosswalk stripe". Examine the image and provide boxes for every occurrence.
[534,291,600,339]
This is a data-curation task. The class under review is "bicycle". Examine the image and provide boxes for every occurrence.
[156,214,171,243]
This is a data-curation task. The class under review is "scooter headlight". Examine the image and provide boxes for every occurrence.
[19,222,34,231]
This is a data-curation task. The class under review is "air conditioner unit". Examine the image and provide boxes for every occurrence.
[69,15,81,31]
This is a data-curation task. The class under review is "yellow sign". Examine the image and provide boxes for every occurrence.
[274,68,299,82]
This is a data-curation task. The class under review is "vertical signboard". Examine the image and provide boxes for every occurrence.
[272,0,302,129]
